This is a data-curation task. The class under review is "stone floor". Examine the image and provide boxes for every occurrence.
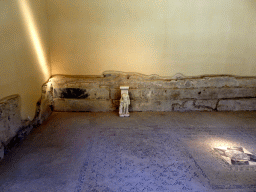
[0,111,256,192]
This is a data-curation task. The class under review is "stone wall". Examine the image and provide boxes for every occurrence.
[0,82,53,160]
[0,95,21,159]
[51,72,256,112]
[1,72,255,160]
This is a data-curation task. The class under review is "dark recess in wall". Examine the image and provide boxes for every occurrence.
[57,88,89,99]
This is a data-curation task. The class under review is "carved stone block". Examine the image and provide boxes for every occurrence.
[119,86,130,117]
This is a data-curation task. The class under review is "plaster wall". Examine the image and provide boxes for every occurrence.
[0,0,51,120]
[48,0,256,77]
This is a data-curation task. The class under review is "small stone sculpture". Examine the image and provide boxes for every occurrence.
[119,86,130,117]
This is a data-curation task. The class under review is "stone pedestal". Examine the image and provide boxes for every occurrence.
[119,86,130,117]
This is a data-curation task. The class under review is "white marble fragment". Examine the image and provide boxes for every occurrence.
[119,86,130,117]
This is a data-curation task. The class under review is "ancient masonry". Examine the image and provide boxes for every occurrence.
[0,71,256,160]
[0,82,52,160]
[52,71,256,112]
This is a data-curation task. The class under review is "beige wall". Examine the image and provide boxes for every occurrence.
[48,0,256,77]
[0,0,50,120]
[1,0,255,120]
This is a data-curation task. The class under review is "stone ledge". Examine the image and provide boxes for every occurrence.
[51,72,256,89]
[50,72,256,112]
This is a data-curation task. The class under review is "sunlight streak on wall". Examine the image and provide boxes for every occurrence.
[18,0,49,79]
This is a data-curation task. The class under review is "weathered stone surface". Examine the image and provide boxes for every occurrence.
[131,100,178,111]
[0,95,21,144]
[195,100,218,110]
[141,88,256,100]
[172,100,214,112]
[111,87,256,101]
[89,87,110,100]
[173,100,196,112]
[0,83,53,161]
[217,99,256,111]
[54,88,89,99]
[53,99,115,112]
[54,87,109,100]
[119,99,216,112]
[51,72,256,89]
[37,82,53,124]
[39,98,52,124]
[50,72,256,112]
[110,89,121,100]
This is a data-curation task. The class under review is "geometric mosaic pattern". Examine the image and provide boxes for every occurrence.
[74,128,209,192]
[0,112,256,192]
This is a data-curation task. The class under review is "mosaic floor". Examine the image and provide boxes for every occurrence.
[0,112,256,191]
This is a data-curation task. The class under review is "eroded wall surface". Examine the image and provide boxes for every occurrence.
[0,96,21,159]
[0,84,52,160]
[52,72,256,112]
[48,0,256,76]
[0,0,51,120]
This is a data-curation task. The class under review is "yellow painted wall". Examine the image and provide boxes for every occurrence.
[1,0,255,120]
[48,0,256,77]
[0,0,50,120]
